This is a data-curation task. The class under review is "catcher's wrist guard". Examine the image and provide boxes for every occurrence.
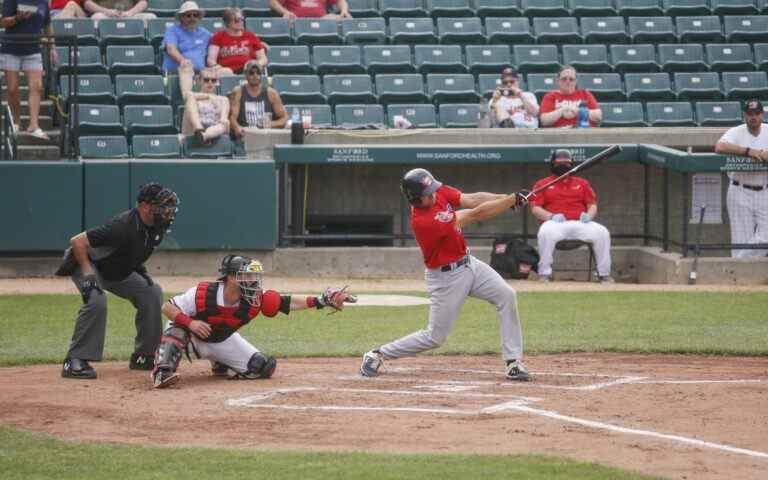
[306,296,324,309]
[174,311,193,328]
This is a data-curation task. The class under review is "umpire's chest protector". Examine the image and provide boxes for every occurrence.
[192,282,260,343]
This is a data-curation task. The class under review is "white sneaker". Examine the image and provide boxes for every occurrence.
[360,350,384,377]
[505,359,531,382]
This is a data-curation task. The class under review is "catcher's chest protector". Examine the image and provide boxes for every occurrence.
[193,282,260,343]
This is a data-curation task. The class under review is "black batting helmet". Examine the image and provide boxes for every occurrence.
[400,168,442,205]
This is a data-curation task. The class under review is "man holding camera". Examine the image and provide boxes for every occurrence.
[489,67,539,129]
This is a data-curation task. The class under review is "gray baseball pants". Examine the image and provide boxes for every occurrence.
[66,268,164,361]
[378,255,524,362]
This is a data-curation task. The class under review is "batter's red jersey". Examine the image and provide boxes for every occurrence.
[530,176,597,221]
[410,185,467,269]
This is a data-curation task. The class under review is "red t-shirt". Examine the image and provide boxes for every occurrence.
[283,0,336,17]
[410,185,467,269]
[540,89,600,128]
[209,31,265,73]
[50,0,83,9]
[530,176,597,221]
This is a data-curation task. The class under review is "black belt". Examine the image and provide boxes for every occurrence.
[440,256,469,272]
[732,180,765,192]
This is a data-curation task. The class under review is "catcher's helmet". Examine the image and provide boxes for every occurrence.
[136,182,180,232]
[219,255,264,307]
[400,168,442,205]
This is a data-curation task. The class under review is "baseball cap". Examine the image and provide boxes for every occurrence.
[244,60,262,75]
[501,66,518,79]
[743,99,764,114]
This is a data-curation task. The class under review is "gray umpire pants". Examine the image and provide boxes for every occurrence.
[66,268,164,361]
[378,255,524,362]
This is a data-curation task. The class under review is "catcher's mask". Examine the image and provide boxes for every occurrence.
[219,255,263,307]
[549,149,574,176]
[137,183,180,232]
[400,168,442,206]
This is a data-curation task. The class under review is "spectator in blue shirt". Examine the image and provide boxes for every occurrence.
[162,1,211,97]
[1,0,53,139]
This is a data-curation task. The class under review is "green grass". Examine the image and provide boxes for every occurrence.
[0,426,660,480]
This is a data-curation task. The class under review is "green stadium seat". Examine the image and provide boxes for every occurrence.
[525,73,557,99]
[438,103,479,127]
[723,16,768,43]
[722,71,768,100]
[271,75,325,104]
[195,0,235,17]
[79,136,130,159]
[74,104,124,136]
[246,18,292,45]
[334,104,386,127]
[123,105,177,137]
[673,72,722,100]
[600,102,646,126]
[363,45,415,74]
[484,17,534,44]
[323,74,377,105]
[520,0,569,17]
[294,19,342,45]
[54,46,107,77]
[427,0,475,17]
[341,18,387,44]
[147,0,181,17]
[313,46,366,75]
[627,16,676,43]
[561,44,611,73]
[115,75,168,107]
[615,0,663,16]
[695,101,742,126]
[200,19,226,33]
[569,0,617,17]
[754,44,768,71]
[610,44,659,73]
[167,74,184,106]
[658,44,708,73]
[240,0,272,17]
[285,105,333,128]
[375,74,429,104]
[131,134,182,158]
[426,73,480,104]
[389,17,438,44]
[387,104,438,127]
[662,0,710,16]
[675,16,724,44]
[218,76,243,96]
[380,0,428,17]
[436,17,485,44]
[706,44,755,72]
[182,135,233,158]
[106,46,159,76]
[474,0,522,18]
[646,101,695,126]
[477,73,504,98]
[625,73,674,101]
[60,75,116,106]
[413,45,466,73]
[512,45,560,73]
[52,19,98,46]
[267,46,315,75]
[533,17,582,44]
[760,0,768,14]
[579,73,625,101]
[146,19,176,50]
[579,17,630,44]
[465,45,511,74]
[98,19,147,46]
[711,0,759,15]
[347,0,382,17]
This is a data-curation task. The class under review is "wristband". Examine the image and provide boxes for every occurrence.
[745,147,751,157]
[174,311,192,328]
[307,296,324,309]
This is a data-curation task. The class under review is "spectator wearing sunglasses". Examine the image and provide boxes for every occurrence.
[182,67,230,146]
[539,65,602,128]
[229,60,288,144]
[207,8,267,77]
[162,0,211,100]
[489,66,539,129]
[269,0,351,19]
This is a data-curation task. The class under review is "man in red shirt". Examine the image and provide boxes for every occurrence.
[540,65,602,128]
[269,0,351,19]
[530,149,613,282]
[360,168,532,381]
[207,8,266,75]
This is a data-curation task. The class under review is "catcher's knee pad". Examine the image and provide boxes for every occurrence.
[237,353,276,379]
[154,326,189,373]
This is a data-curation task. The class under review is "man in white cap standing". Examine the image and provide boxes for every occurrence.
[162,1,211,97]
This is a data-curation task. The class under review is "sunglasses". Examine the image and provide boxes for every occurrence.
[183,12,200,18]
[247,69,261,76]
[201,77,218,83]
[232,16,244,22]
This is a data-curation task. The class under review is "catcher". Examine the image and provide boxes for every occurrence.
[151,254,356,388]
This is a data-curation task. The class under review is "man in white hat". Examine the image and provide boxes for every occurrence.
[162,0,211,98]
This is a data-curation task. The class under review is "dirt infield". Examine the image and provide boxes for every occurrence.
[1,354,767,480]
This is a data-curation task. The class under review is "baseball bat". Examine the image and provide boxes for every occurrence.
[688,205,706,285]
[523,145,623,201]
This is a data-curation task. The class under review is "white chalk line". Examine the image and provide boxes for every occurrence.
[635,379,765,385]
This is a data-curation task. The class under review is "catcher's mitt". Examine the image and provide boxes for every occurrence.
[318,285,358,312]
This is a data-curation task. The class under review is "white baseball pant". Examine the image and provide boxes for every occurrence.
[727,184,768,258]
[191,333,259,373]
[536,220,612,277]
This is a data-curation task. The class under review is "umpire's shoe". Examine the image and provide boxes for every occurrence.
[360,350,384,377]
[62,358,97,380]
[129,352,155,371]
[505,359,531,382]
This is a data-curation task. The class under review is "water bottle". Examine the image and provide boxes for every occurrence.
[478,99,491,128]
[577,102,590,128]
[290,107,304,144]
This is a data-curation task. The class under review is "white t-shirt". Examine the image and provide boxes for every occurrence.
[170,283,238,316]
[489,91,539,129]
[718,123,768,184]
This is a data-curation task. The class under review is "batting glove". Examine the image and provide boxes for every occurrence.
[551,213,566,223]
[579,212,591,223]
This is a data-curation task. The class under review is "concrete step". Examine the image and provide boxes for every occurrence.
[15,145,64,161]
[13,128,61,146]
[18,115,55,130]
[1,100,55,118]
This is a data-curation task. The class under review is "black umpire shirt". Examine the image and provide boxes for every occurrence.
[85,209,165,282]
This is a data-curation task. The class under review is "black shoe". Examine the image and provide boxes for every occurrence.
[62,358,97,379]
[129,352,155,371]
[505,360,531,382]
[211,361,230,377]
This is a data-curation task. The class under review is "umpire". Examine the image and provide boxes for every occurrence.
[57,183,180,380]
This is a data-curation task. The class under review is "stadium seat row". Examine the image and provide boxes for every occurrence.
[78,134,234,159]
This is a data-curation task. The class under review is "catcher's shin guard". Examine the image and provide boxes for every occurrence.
[233,352,276,379]
[152,326,189,388]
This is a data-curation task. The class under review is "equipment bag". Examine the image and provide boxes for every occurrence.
[490,238,540,280]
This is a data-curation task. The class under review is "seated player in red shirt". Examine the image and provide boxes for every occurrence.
[530,149,613,282]
[207,7,267,77]
[540,65,602,128]
[269,0,351,19]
